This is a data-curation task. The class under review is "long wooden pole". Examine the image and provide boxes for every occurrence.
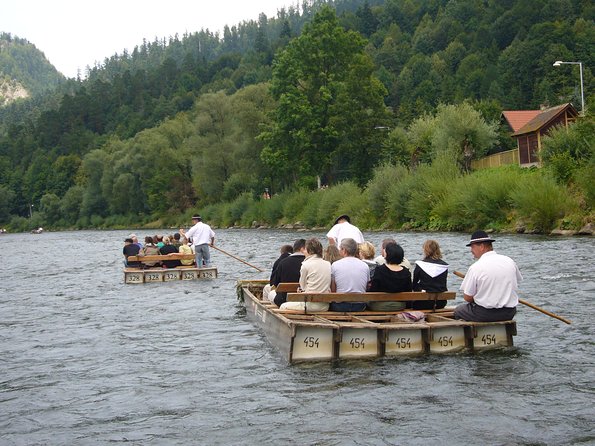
[211,245,265,272]
[453,270,571,325]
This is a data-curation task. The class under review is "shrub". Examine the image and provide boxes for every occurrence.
[510,171,576,232]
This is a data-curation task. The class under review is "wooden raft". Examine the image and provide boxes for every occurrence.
[239,280,517,363]
[124,254,217,284]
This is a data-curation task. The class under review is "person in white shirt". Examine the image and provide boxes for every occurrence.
[326,215,364,246]
[329,238,370,312]
[180,215,215,268]
[454,230,522,322]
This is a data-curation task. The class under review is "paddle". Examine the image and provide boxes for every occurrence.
[211,245,265,272]
[453,270,571,325]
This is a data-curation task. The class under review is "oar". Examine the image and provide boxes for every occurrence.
[211,245,265,272]
[453,270,571,325]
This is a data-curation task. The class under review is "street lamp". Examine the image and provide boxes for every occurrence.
[29,203,34,219]
[553,60,585,115]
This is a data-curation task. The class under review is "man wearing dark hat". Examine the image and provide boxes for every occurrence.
[327,214,364,246]
[181,215,215,268]
[454,230,522,322]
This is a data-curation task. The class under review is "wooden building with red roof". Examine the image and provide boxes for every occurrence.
[510,103,579,166]
[473,103,579,170]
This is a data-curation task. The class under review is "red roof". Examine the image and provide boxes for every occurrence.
[512,103,578,136]
[501,110,541,132]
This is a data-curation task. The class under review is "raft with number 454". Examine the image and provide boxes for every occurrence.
[237,279,516,363]
[124,254,217,284]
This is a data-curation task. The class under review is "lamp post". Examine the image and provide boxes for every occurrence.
[553,60,585,115]
[29,203,34,219]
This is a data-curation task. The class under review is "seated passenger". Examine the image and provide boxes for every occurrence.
[411,239,448,310]
[140,236,161,268]
[123,238,141,268]
[358,241,377,281]
[272,239,307,307]
[263,244,293,303]
[178,237,194,266]
[329,238,369,312]
[368,243,412,311]
[280,238,331,312]
[323,244,341,264]
[159,236,181,268]
[375,238,412,270]
[172,233,182,249]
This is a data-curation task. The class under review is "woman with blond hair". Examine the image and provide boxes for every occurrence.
[358,241,377,282]
[411,239,449,309]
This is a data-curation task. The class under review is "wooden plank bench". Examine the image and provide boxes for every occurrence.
[124,254,217,284]
[127,253,196,264]
[286,291,456,303]
[277,282,455,304]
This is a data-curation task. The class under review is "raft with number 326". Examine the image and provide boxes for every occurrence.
[237,279,516,363]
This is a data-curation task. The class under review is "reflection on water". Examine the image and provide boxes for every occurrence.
[0,229,593,445]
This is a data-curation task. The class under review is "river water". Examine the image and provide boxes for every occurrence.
[0,229,593,445]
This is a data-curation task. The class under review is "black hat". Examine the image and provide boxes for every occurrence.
[334,214,350,225]
[466,230,496,246]
[191,215,202,220]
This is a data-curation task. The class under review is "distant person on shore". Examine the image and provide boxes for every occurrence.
[181,215,215,268]
[262,244,294,302]
[368,242,411,311]
[123,238,141,268]
[329,238,369,312]
[272,239,307,307]
[454,231,521,322]
[375,237,411,271]
[411,239,449,310]
[280,238,331,312]
[327,214,364,246]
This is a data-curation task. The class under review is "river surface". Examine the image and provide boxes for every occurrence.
[0,229,593,445]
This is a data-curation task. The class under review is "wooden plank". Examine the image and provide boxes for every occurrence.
[286,291,456,303]
[275,282,300,292]
[127,254,195,262]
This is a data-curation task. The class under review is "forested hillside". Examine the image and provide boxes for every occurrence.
[0,33,65,103]
[0,0,592,232]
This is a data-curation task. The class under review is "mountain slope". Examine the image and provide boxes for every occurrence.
[0,32,65,105]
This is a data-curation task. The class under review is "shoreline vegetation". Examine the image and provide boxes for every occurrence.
[10,160,593,237]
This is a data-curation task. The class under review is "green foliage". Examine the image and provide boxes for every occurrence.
[0,184,15,223]
[260,5,389,188]
[510,171,576,232]
[404,153,460,228]
[366,163,409,220]
[541,117,595,184]
[1,0,593,231]
[435,165,524,230]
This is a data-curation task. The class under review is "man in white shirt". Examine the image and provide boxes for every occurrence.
[327,214,364,246]
[454,230,522,322]
[329,238,370,312]
[181,215,215,268]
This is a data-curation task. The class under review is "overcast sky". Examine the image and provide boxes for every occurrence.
[1,0,294,78]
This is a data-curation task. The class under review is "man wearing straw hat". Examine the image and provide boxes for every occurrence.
[181,215,215,268]
[454,230,522,322]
